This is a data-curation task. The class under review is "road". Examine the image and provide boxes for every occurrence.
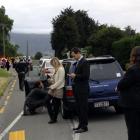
[0,66,127,140]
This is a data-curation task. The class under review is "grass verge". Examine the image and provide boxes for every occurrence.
[0,69,12,96]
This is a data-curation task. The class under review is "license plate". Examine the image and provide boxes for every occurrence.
[94,101,109,108]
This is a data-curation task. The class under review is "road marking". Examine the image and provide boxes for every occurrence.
[9,130,25,140]
[10,87,14,91]
[69,119,80,140]
[4,100,8,106]
[0,106,5,114]
[0,111,23,140]
[0,79,16,114]
[6,95,10,100]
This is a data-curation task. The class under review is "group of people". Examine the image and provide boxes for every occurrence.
[15,46,140,137]
[16,47,89,134]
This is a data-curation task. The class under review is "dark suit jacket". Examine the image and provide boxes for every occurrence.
[117,64,140,108]
[73,57,90,94]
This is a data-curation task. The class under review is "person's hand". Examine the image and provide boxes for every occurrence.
[67,73,76,79]
[49,85,54,90]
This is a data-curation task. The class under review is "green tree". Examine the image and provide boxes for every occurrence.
[0,6,15,57]
[6,43,19,57]
[124,25,136,36]
[34,52,43,60]
[75,10,98,48]
[51,7,79,58]
[112,35,140,69]
[51,7,98,58]
[89,26,124,56]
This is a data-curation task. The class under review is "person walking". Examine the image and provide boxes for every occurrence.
[68,47,90,133]
[117,46,140,140]
[6,59,10,71]
[46,57,65,124]
[15,58,28,91]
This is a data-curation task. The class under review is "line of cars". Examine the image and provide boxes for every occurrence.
[38,56,124,118]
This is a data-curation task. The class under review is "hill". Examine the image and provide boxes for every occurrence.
[10,33,54,56]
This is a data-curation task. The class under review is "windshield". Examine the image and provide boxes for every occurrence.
[89,60,123,80]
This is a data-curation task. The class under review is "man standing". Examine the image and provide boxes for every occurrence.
[15,58,28,91]
[68,47,90,133]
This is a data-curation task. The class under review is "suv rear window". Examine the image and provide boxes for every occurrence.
[89,60,123,80]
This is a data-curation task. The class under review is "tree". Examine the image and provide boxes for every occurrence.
[112,35,140,69]
[124,25,136,36]
[51,7,79,58]
[0,6,16,57]
[75,10,98,48]
[34,52,43,60]
[89,26,124,56]
[51,7,98,58]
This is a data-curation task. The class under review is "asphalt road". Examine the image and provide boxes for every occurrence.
[0,66,127,140]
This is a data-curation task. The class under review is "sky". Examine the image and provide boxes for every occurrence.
[1,0,140,34]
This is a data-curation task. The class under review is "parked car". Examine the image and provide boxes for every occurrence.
[39,59,54,80]
[61,56,124,118]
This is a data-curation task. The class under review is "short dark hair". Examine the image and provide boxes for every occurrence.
[71,47,81,54]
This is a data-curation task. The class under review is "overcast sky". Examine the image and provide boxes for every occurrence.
[1,0,140,34]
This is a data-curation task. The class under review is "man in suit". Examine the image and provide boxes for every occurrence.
[68,47,90,133]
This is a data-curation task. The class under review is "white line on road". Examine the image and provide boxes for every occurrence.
[69,119,80,140]
[0,111,23,140]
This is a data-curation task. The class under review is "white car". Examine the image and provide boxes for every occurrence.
[39,59,54,79]
[39,59,63,79]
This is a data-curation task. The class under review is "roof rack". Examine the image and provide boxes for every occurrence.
[98,55,113,57]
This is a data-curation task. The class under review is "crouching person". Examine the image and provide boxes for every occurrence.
[46,57,65,124]
[23,80,47,115]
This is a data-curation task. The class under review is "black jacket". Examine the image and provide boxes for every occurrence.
[15,61,28,73]
[73,57,90,94]
[117,64,140,108]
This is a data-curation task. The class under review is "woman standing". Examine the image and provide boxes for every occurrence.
[117,46,140,140]
[46,57,65,124]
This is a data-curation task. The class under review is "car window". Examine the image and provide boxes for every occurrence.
[89,61,123,80]
[45,61,52,68]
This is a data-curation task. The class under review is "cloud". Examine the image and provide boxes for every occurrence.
[1,0,140,33]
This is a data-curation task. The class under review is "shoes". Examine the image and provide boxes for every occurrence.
[73,126,81,131]
[74,127,88,133]
[48,120,57,124]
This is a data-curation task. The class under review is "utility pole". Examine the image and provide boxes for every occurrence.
[26,40,29,59]
[2,25,5,58]
[26,40,29,76]
[0,23,5,57]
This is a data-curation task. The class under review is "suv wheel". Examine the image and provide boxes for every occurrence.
[60,101,70,119]
[114,105,123,114]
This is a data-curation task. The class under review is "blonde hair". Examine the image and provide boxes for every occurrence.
[50,57,62,74]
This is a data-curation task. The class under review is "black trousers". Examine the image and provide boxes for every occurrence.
[124,108,140,140]
[25,99,46,112]
[72,85,88,128]
[18,72,25,90]
[24,88,47,112]
[46,94,61,121]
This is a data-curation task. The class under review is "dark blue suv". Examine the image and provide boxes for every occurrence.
[61,56,124,118]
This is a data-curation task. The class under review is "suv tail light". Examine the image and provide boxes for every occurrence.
[66,86,74,96]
